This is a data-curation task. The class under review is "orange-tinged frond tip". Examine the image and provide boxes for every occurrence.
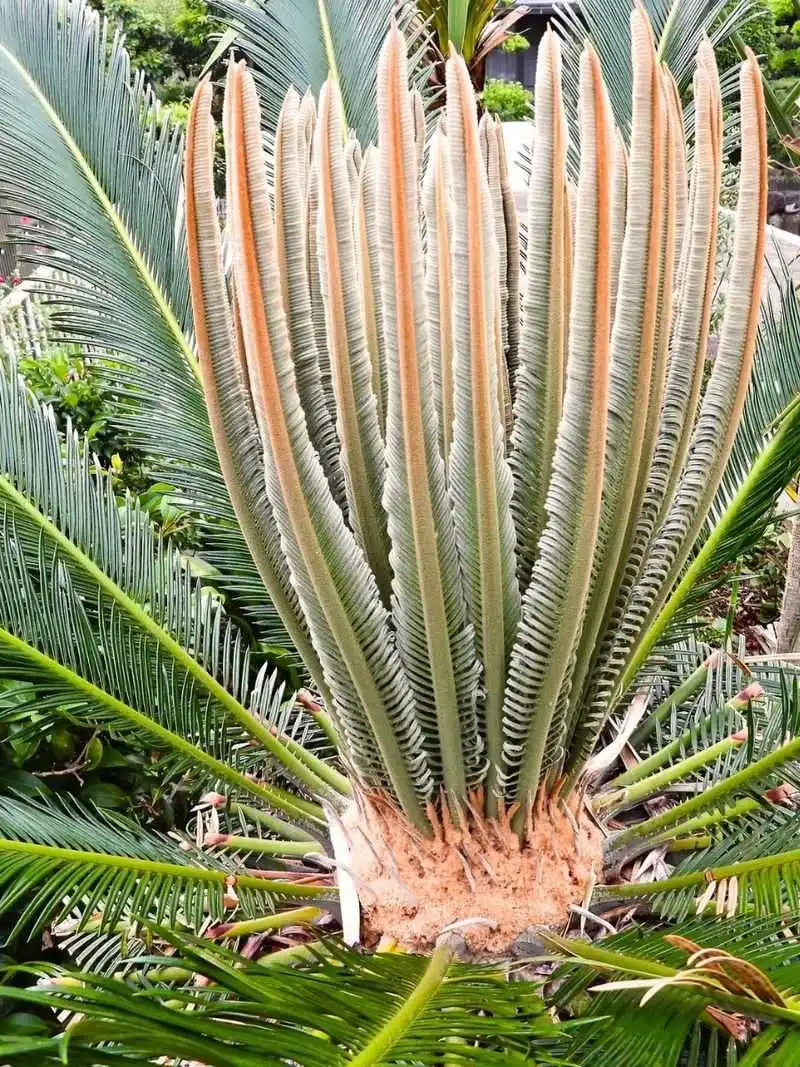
[538,26,561,85]
[300,87,316,124]
[186,81,214,174]
[581,42,604,94]
[539,25,554,53]
[379,18,409,93]
[631,4,657,46]
[384,19,406,58]
[744,46,766,100]
[742,47,767,192]
[445,46,476,112]
[630,6,656,60]
[697,37,718,72]
[189,75,213,116]
[280,84,301,116]
[543,25,562,62]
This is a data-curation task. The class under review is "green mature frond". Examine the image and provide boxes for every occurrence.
[613,719,800,841]
[0,934,573,1066]
[619,361,800,696]
[0,794,328,939]
[606,808,800,919]
[547,915,800,1067]
[556,0,762,149]
[0,0,289,647]
[599,663,800,809]
[0,363,341,811]
[713,257,800,519]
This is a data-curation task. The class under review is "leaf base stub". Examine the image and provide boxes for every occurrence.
[342,793,603,956]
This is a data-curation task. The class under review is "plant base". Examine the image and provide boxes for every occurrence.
[342,792,603,956]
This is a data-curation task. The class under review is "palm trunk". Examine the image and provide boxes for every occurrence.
[337,792,602,957]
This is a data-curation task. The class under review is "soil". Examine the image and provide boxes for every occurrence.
[343,791,604,957]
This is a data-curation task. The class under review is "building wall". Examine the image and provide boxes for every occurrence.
[484,14,552,90]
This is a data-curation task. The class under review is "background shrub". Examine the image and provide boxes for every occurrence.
[482,78,533,120]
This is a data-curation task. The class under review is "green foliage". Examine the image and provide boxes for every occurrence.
[481,77,532,120]
[0,0,294,646]
[547,915,800,1066]
[764,0,800,75]
[213,0,430,142]
[715,2,776,72]
[0,934,575,1066]
[1,3,800,1063]
[768,0,796,24]
[501,31,529,53]
[17,348,199,542]
[91,0,214,106]
[19,348,149,488]
[558,0,775,153]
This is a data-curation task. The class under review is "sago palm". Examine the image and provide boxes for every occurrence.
[3,0,800,1063]
[181,6,776,946]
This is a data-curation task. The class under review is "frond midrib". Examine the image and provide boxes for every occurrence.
[347,942,452,1065]
[605,845,800,900]
[0,838,328,898]
[0,623,323,824]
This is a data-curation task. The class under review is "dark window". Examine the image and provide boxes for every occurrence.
[484,14,551,92]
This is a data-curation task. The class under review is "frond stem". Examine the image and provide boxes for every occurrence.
[611,734,800,846]
[603,847,800,905]
[0,839,330,899]
[598,733,744,811]
[347,941,453,1065]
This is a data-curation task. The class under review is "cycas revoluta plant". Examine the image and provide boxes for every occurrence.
[5,0,800,1061]
[182,8,772,948]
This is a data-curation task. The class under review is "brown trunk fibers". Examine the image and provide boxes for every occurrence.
[342,789,603,956]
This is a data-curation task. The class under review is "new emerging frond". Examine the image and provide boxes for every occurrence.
[185,10,771,833]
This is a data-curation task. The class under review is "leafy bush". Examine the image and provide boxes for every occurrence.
[501,31,529,53]
[767,0,800,76]
[481,77,533,120]
[89,0,214,106]
[768,0,796,22]
[717,1,776,71]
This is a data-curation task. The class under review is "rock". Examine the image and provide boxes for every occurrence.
[436,930,470,961]
[510,925,550,959]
